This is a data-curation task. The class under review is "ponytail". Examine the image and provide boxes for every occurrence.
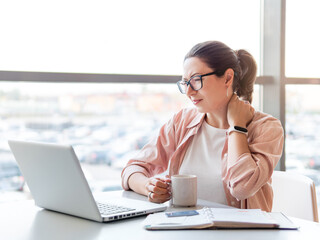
[233,49,257,103]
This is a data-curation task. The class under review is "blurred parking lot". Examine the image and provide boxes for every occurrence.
[0,115,159,194]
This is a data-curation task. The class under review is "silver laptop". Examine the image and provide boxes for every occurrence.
[8,140,166,222]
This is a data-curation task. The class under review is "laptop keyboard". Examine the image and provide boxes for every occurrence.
[96,202,135,215]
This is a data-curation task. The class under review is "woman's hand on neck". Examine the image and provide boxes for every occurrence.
[227,94,254,128]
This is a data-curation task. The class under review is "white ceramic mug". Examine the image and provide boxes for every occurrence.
[171,174,197,207]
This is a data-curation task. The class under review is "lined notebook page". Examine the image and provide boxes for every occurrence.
[202,208,276,224]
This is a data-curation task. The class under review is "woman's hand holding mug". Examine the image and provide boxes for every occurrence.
[145,176,171,203]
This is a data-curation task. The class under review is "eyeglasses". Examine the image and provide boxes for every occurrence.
[176,71,219,94]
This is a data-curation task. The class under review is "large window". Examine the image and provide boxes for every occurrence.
[285,0,320,210]
[0,0,261,75]
[286,85,320,207]
[4,0,320,213]
[0,0,261,201]
[286,0,320,78]
[0,82,189,194]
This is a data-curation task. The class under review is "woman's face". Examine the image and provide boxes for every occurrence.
[183,57,229,114]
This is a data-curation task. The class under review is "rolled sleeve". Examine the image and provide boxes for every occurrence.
[121,165,150,190]
[226,117,284,201]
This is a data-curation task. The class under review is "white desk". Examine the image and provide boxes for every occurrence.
[1,190,320,240]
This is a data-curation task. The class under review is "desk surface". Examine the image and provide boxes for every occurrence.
[1,190,320,240]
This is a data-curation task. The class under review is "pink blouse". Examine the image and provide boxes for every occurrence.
[121,108,284,212]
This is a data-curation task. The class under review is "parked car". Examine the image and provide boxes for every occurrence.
[307,156,320,170]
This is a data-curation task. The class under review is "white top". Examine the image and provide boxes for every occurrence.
[179,120,228,205]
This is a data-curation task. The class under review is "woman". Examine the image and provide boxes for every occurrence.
[121,41,284,212]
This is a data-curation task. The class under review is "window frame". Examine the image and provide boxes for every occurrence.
[0,70,270,84]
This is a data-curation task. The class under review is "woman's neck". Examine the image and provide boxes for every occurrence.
[205,111,229,129]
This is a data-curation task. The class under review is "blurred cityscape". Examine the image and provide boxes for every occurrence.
[286,85,320,208]
[0,82,189,199]
[0,82,319,211]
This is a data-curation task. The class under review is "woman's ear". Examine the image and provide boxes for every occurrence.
[224,68,234,87]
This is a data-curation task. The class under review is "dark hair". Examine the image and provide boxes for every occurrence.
[184,41,257,103]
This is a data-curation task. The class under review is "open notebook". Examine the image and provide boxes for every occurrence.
[142,207,299,230]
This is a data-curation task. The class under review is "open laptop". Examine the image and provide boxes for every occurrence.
[8,140,166,222]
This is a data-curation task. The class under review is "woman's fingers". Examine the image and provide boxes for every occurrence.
[148,192,171,203]
[146,184,167,195]
[146,177,171,203]
[227,94,254,127]
[151,178,168,188]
